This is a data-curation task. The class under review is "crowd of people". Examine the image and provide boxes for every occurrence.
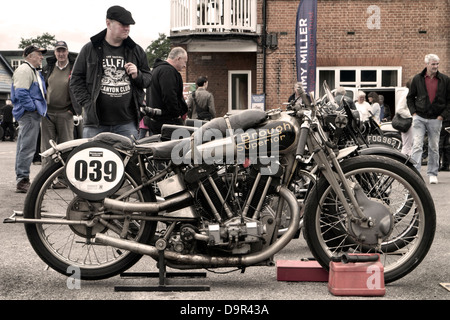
[327,53,450,185]
[4,4,449,193]
[5,5,216,194]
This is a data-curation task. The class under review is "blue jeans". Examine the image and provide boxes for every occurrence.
[411,115,442,176]
[83,121,138,140]
[15,111,41,182]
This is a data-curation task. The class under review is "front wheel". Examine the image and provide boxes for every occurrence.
[23,153,157,280]
[303,155,436,283]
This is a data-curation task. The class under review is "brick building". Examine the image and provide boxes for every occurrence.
[170,0,449,117]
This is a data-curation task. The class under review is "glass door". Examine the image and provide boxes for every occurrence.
[228,70,251,112]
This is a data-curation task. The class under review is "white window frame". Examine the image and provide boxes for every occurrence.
[228,70,252,112]
[316,66,402,94]
[11,59,24,70]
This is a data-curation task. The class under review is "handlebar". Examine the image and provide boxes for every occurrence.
[295,126,309,157]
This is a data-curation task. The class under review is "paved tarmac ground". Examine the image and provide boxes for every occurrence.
[0,139,449,314]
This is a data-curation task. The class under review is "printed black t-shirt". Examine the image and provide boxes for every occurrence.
[97,41,134,125]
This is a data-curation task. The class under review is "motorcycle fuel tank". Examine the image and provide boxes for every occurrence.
[181,117,297,166]
[234,119,297,156]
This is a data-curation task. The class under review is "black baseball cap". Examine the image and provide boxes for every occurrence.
[106,6,135,25]
[23,45,47,57]
[54,41,68,49]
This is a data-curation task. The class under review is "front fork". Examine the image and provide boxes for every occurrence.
[306,128,371,228]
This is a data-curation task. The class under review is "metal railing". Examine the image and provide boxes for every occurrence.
[171,0,258,33]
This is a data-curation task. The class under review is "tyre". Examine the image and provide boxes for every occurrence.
[303,155,436,283]
[23,153,157,280]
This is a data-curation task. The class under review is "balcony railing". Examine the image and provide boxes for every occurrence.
[171,0,258,33]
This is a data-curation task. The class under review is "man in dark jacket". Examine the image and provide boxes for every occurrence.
[147,47,188,134]
[70,5,151,139]
[407,53,450,184]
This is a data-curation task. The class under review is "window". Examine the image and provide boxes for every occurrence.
[382,70,398,87]
[228,70,251,112]
[340,70,355,82]
[11,59,24,70]
[316,67,402,96]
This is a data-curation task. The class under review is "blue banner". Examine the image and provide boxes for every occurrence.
[295,0,317,95]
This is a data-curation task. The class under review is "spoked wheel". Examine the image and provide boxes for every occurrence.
[23,154,157,280]
[303,155,436,283]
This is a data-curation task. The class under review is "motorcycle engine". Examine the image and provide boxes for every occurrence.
[205,216,266,254]
[162,163,279,255]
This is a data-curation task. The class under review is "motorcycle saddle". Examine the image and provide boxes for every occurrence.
[92,132,135,151]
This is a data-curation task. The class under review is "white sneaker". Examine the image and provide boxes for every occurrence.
[429,176,438,184]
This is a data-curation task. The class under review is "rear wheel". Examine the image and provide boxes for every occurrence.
[24,153,156,280]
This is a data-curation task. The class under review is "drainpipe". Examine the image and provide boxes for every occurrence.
[263,0,267,94]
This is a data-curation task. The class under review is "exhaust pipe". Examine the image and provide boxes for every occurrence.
[103,191,192,213]
[95,186,300,268]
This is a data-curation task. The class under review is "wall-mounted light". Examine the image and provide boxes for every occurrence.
[347,31,355,35]
[418,30,427,34]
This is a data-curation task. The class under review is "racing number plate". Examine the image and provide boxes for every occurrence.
[65,142,125,200]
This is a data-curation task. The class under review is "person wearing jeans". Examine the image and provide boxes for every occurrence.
[70,6,151,140]
[407,54,450,185]
[11,45,48,193]
[410,116,442,179]
[83,122,138,139]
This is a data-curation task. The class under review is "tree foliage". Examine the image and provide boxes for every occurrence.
[19,33,57,50]
[146,33,171,68]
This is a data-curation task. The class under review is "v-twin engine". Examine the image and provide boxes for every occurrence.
[99,161,300,268]
[156,166,277,255]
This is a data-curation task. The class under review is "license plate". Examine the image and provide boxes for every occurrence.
[367,134,402,150]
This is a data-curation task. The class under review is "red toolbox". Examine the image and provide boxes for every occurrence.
[276,259,329,282]
[328,254,385,296]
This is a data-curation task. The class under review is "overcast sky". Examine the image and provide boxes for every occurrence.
[0,1,171,53]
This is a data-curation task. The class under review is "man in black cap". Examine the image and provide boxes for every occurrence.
[70,5,151,139]
[11,45,48,193]
[41,41,80,171]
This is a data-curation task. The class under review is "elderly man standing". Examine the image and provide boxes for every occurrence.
[407,54,450,184]
[70,5,151,139]
[41,41,80,168]
[147,47,189,134]
[11,45,48,193]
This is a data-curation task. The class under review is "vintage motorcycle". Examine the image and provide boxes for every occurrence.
[5,92,435,284]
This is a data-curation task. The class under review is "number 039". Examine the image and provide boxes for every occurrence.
[74,160,117,182]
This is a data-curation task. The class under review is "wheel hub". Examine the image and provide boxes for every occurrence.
[66,197,106,238]
[348,184,394,246]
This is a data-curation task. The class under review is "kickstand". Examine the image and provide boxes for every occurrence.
[114,248,210,292]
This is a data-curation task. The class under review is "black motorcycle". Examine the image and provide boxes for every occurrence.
[5,87,435,284]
